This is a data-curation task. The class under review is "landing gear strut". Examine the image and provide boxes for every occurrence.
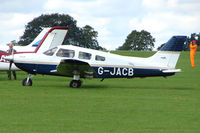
[69,74,82,88]
[22,74,33,86]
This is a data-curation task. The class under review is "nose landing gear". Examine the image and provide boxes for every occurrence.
[22,74,33,86]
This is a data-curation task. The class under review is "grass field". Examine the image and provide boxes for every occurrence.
[0,51,200,133]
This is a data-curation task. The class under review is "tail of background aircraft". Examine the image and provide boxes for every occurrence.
[27,28,50,47]
[149,36,187,68]
[10,28,51,52]
[34,27,68,54]
[8,27,68,53]
[0,27,68,71]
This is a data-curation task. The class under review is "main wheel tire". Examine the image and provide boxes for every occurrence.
[22,78,32,86]
[70,80,82,88]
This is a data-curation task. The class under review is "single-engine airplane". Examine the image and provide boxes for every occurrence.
[4,35,187,88]
[0,27,68,71]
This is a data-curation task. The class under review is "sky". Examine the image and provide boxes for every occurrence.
[0,0,200,50]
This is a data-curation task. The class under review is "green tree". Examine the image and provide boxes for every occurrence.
[10,40,18,46]
[80,25,103,50]
[18,13,103,50]
[157,43,165,51]
[118,30,155,51]
[184,33,200,51]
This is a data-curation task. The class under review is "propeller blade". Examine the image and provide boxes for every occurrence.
[8,60,13,80]
[8,44,15,72]
[9,60,13,71]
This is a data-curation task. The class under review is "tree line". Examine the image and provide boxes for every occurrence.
[18,13,104,50]
[17,13,199,51]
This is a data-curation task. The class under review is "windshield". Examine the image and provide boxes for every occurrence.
[43,47,58,56]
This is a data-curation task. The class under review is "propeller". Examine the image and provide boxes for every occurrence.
[8,44,15,79]
[8,53,13,70]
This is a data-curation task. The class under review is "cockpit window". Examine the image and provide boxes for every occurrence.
[78,51,91,60]
[95,55,105,61]
[56,49,75,58]
[43,47,58,56]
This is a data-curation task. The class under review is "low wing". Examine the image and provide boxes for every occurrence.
[54,59,95,78]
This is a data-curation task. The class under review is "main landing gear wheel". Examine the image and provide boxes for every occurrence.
[22,78,32,86]
[70,80,82,88]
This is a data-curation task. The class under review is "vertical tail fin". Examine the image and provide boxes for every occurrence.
[34,27,68,53]
[149,36,187,68]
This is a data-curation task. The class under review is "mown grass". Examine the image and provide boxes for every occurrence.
[0,51,199,133]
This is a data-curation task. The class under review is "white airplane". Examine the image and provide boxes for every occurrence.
[4,35,186,88]
[0,27,68,71]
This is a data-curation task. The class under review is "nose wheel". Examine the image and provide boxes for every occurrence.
[22,74,33,86]
[22,78,32,86]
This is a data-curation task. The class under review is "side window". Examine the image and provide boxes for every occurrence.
[56,49,75,58]
[43,47,58,56]
[95,55,105,61]
[79,51,91,60]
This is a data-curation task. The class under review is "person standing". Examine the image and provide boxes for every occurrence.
[7,43,17,80]
[189,40,198,68]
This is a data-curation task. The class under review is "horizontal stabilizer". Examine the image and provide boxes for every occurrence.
[162,69,181,73]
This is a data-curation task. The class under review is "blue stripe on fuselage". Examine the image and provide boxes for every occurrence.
[92,66,174,78]
[15,62,174,78]
[15,63,57,75]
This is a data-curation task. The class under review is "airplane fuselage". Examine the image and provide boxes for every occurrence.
[3,35,186,88]
[12,45,175,79]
